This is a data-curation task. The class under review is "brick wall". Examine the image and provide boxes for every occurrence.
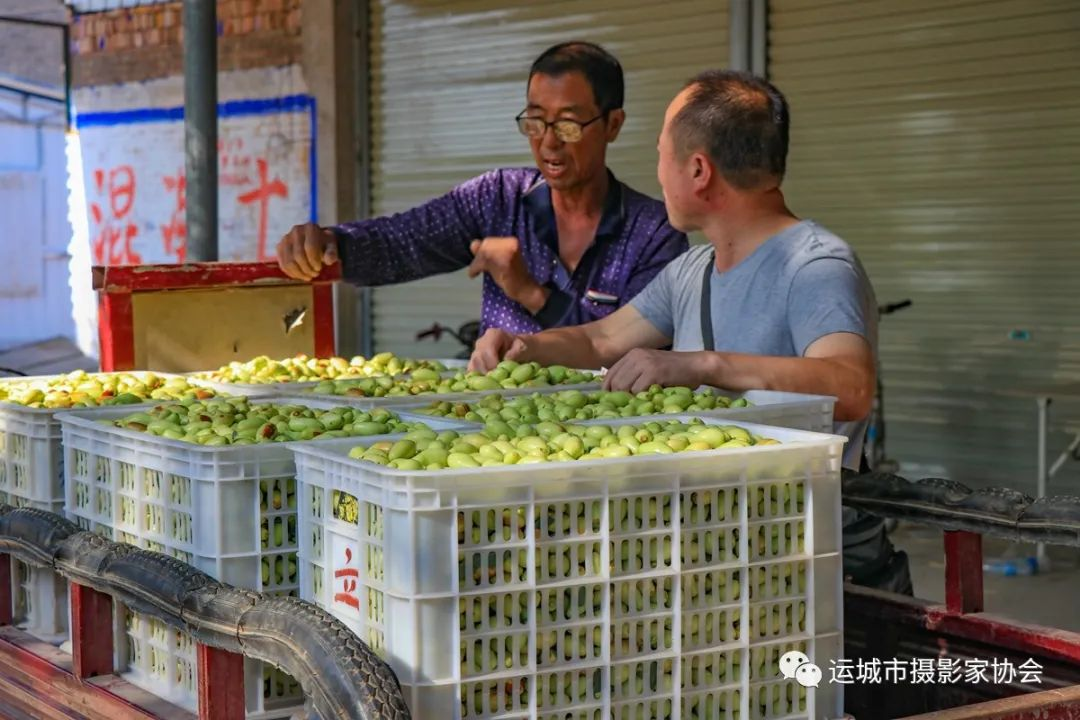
[70,0,303,87]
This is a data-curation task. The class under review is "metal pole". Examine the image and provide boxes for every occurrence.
[729,0,751,72]
[354,0,374,357]
[1036,396,1050,568]
[183,0,218,262]
[751,0,768,78]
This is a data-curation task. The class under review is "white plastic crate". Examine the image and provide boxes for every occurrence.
[387,388,837,435]
[59,399,465,718]
[0,399,64,509]
[294,419,846,720]
[695,391,835,434]
[0,372,207,645]
[0,372,223,508]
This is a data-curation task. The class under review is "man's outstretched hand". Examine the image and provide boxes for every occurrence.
[469,328,531,372]
[277,223,338,281]
[468,237,549,313]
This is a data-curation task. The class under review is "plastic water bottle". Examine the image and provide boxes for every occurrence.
[982,556,1038,576]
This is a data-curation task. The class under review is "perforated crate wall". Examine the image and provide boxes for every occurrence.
[0,402,65,508]
[0,394,68,642]
[118,604,303,715]
[61,414,310,718]
[10,551,67,644]
[295,420,846,720]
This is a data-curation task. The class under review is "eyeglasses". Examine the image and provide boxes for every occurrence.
[515,112,604,143]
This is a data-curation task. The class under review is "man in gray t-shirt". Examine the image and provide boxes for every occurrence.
[471,70,912,594]
[631,221,876,470]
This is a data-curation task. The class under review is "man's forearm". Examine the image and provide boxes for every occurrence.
[700,351,874,422]
[516,326,608,370]
[515,282,551,315]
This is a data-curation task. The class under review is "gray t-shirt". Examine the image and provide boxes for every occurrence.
[630,219,878,470]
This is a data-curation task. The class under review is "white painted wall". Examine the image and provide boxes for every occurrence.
[0,90,75,351]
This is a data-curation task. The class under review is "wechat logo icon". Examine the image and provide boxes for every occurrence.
[779,650,821,688]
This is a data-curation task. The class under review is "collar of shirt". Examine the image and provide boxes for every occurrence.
[521,169,625,253]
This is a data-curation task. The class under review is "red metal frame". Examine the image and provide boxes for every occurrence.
[97,291,135,373]
[196,645,245,720]
[0,555,10,627]
[93,261,340,372]
[92,261,340,293]
[844,529,1080,719]
[847,588,1080,666]
[311,281,336,361]
[0,553,245,718]
[0,626,171,720]
[945,530,985,614]
[902,685,1080,720]
[70,582,113,679]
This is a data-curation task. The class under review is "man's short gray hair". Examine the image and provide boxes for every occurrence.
[671,70,790,191]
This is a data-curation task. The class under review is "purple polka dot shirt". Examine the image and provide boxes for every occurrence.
[333,167,689,334]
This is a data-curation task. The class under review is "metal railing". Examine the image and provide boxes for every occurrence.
[0,505,411,720]
[842,469,1080,547]
[3,471,1078,719]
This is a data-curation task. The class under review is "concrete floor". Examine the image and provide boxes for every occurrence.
[890,523,1080,632]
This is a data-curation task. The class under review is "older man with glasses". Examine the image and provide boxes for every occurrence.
[276,41,687,335]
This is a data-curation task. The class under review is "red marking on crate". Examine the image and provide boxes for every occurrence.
[945,530,984,614]
[70,583,114,678]
[332,593,360,610]
[333,546,359,608]
[196,644,244,720]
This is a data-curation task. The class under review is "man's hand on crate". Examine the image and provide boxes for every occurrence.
[602,348,711,394]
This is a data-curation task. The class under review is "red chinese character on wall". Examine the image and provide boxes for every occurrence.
[161,171,187,263]
[238,158,288,261]
[333,545,360,610]
[89,165,143,266]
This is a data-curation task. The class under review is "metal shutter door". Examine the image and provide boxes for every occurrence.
[770,0,1080,490]
[369,0,728,357]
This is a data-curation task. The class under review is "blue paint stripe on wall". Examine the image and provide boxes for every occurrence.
[74,93,320,222]
[73,94,314,128]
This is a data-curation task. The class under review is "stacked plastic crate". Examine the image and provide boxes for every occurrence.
[294,416,845,720]
[0,371,212,643]
[60,397,463,718]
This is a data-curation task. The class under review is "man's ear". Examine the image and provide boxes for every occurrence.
[605,109,626,142]
[691,152,713,192]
